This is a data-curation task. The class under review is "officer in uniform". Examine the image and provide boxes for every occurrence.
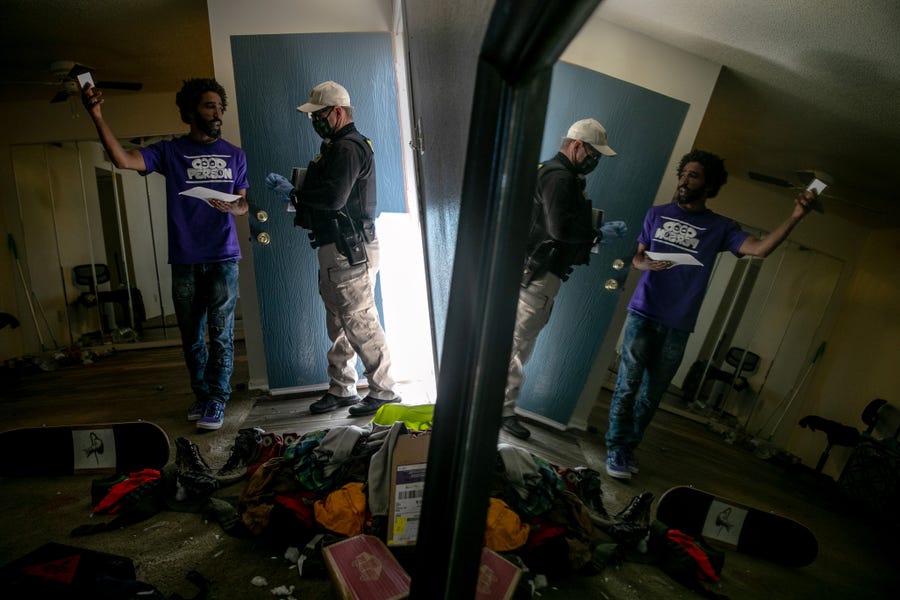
[267,81,400,417]
[502,118,627,439]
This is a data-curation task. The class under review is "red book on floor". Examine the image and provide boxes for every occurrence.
[323,535,410,600]
[476,548,522,600]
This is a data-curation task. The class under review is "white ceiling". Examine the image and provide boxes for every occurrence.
[2,0,898,226]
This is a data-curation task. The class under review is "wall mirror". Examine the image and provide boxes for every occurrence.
[10,138,241,350]
[607,226,843,445]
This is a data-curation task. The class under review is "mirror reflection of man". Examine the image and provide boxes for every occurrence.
[502,119,627,440]
[82,78,249,431]
[604,150,815,479]
[266,81,401,417]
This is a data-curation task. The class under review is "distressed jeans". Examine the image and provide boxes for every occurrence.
[172,260,239,406]
[606,312,690,452]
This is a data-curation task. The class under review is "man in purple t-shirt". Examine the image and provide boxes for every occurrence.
[604,150,816,479]
[82,78,249,431]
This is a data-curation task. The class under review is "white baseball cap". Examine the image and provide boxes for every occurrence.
[296,81,352,113]
[566,118,617,156]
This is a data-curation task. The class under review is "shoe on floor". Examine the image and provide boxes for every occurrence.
[197,402,225,431]
[187,400,207,422]
[615,491,654,525]
[175,437,213,475]
[347,395,401,416]
[501,416,531,440]
[606,450,632,480]
[214,427,264,485]
[310,392,361,414]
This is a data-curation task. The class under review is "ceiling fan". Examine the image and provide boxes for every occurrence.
[9,60,144,104]
[747,169,834,214]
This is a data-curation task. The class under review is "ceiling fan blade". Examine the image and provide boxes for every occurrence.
[748,171,793,187]
[67,63,94,79]
[95,81,143,91]
[49,90,70,103]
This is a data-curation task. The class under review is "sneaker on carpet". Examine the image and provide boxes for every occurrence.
[501,416,531,440]
[187,400,207,422]
[175,437,213,475]
[246,431,284,476]
[196,402,225,431]
[606,450,632,480]
[347,395,401,417]
[309,392,361,414]
[214,427,264,485]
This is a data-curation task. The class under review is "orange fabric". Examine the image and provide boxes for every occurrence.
[314,482,367,536]
[484,497,530,551]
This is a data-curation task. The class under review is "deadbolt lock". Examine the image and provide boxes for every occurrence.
[256,210,269,222]
[257,232,271,245]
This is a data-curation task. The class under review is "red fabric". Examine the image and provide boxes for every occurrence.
[94,469,161,515]
[274,493,316,528]
[666,529,719,582]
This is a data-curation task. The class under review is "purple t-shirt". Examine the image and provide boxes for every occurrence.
[628,202,750,332]
[139,136,248,264]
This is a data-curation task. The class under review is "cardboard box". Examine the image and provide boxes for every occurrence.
[323,535,410,600]
[387,432,431,546]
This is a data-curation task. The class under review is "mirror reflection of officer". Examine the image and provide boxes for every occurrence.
[502,119,627,440]
[266,81,400,417]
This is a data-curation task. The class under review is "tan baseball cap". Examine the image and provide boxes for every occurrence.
[567,118,617,156]
[296,81,352,113]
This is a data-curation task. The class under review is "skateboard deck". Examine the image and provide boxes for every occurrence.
[0,542,136,597]
[655,485,817,567]
[0,421,169,476]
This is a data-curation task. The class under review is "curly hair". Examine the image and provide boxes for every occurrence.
[175,78,227,125]
[677,150,728,199]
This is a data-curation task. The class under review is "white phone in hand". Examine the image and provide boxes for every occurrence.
[806,177,827,195]
[76,72,95,89]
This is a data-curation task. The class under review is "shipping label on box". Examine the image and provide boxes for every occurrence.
[387,432,430,546]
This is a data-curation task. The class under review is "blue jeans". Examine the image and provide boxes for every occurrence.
[606,312,690,453]
[172,260,239,406]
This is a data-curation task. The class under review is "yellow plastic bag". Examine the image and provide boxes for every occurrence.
[371,403,435,431]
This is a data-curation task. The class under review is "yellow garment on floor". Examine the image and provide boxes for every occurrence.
[314,481,367,536]
[484,497,530,551]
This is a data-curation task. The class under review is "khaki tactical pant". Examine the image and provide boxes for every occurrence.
[504,272,562,416]
[317,239,397,400]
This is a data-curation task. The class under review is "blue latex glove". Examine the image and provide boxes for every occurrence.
[265,172,293,202]
[599,220,628,244]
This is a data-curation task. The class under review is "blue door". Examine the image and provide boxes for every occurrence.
[231,33,406,389]
[517,62,688,425]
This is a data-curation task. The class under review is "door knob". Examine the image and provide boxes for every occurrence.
[604,278,619,291]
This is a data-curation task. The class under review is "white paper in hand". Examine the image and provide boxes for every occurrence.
[179,186,241,207]
[645,251,703,267]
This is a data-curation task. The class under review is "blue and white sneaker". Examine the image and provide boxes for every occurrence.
[187,400,207,422]
[606,450,632,480]
[197,402,225,431]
